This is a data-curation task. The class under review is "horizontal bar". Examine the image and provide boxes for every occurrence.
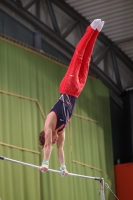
[0,156,101,181]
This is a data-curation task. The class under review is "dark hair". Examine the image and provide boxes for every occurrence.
[39,131,45,148]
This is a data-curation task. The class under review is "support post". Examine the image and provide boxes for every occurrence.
[100,178,105,200]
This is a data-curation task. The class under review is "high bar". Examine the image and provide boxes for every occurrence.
[0,156,101,181]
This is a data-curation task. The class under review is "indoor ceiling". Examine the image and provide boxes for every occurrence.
[64,0,133,62]
[1,0,133,106]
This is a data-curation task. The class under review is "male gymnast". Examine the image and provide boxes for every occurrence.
[39,19,104,176]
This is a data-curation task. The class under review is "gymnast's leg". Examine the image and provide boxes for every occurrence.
[78,21,105,90]
[60,19,102,97]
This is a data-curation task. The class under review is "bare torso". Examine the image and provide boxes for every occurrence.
[45,111,65,130]
[44,111,65,144]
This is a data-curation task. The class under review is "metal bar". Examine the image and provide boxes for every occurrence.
[24,0,37,9]
[73,160,102,172]
[114,45,133,73]
[95,46,110,65]
[90,61,122,96]
[104,51,108,75]
[79,22,85,36]
[0,156,101,181]
[36,0,40,20]
[45,0,60,35]
[0,156,40,169]
[0,0,124,102]
[1,0,74,54]
[62,20,79,38]
[51,0,111,46]
[100,178,105,200]
[0,141,40,154]
[110,48,122,90]
[52,0,133,73]
[16,0,22,6]
[34,30,41,49]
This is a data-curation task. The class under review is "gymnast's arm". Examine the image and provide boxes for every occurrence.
[40,126,53,172]
[57,130,68,177]
[40,112,57,172]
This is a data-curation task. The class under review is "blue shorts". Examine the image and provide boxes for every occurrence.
[50,94,77,131]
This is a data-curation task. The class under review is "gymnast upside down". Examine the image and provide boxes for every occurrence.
[39,19,104,176]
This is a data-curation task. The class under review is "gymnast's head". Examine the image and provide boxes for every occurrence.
[39,131,45,148]
[39,130,59,148]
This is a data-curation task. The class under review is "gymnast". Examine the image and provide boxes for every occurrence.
[39,19,104,176]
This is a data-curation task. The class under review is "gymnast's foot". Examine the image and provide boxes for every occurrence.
[90,19,101,30]
[97,21,105,32]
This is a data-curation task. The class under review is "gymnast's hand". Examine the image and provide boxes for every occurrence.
[40,161,49,173]
[60,166,68,177]
[61,169,68,177]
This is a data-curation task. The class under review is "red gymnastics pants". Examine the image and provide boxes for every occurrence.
[59,25,100,98]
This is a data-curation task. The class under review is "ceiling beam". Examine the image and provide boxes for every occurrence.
[62,20,80,38]
[90,61,122,96]
[95,45,110,65]
[51,0,113,46]
[45,0,61,35]
[0,0,123,100]
[24,0,37,10]
[110,48,122,90]
[16,0,22,6]
[36,0,40,20]
[52,0,133,73]
[1,0,74,54]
